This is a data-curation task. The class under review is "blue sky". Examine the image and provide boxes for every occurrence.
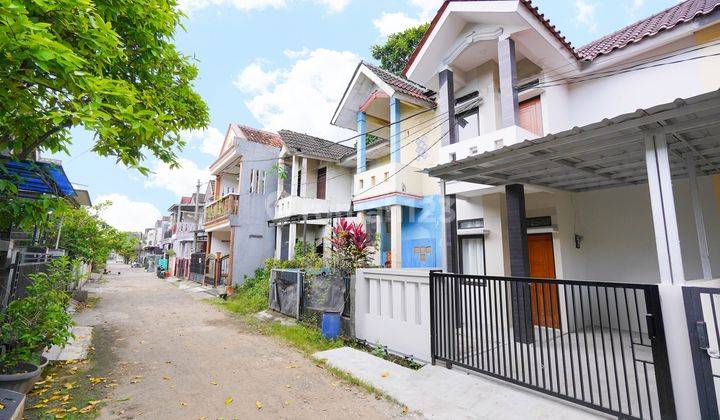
[52,0,679,231]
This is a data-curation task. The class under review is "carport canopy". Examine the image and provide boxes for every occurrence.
[429,89,720,285]
[429,89,720,192]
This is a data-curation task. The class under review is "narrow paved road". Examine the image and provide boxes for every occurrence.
[76,262,401,419]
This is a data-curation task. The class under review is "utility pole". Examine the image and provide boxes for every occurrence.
[192,179,200,253]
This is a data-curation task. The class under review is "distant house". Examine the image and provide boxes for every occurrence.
[271,130,356,261]
[166,192,206,279]
[203,124,282,286]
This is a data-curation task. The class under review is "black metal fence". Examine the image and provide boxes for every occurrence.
[1,247,56,311]
[429,272,675,420]
[189,252,205,283]
[683,286,720,420]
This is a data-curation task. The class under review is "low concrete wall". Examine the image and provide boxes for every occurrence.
[354,268,431,362]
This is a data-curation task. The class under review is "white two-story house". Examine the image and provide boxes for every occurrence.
[271,130,356,260]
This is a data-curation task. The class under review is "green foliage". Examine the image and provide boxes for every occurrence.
[0,0,209,172]
[56,201,138,266]
[0,257,75,371]
[371,23,430,75]
[0,168,67,234]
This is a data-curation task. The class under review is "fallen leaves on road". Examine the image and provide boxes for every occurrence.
[210,380,218,386]
[180,401,188,407]
[224,397,233,405]
[402,406,409,415]
[380,372,389,378]
[162,376,171,381]
[255,401,263,410]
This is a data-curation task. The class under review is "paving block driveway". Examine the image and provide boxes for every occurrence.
[77,263,404,419]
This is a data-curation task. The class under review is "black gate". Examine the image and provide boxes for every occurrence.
[189,253,205,283]
[430,272,675,419]
[683,286,720,420]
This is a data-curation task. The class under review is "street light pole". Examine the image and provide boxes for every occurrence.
[192,179,200,253]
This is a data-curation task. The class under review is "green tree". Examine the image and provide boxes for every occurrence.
[56,202,116,267]
[0,0,209,172]
[112,231,141,263]
[370,23,430,75]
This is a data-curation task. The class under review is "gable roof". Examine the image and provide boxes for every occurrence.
[230,124,283,149]
[362,62,436,105]
[278,130,355,161]
[577,0,720,61]
[404,0,720,74]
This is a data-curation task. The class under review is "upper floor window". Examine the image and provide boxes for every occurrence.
[519,96,543,136]
[316,167,326,200]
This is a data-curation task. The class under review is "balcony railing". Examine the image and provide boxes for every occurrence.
[275,195,348,219]
[204,193,239,224]
[353,161,424,202]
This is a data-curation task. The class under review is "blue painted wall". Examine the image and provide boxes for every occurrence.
[401,194,443,268]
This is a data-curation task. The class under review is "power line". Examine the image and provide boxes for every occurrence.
[516,38,720,90]
[353,126,450,199]
[529,44,720,89]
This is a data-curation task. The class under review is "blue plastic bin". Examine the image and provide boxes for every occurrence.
[321,312,341,339]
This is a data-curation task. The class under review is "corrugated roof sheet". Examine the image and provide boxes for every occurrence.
[577,0,720,60]
[0,159,76,197]
[278,130,355,161]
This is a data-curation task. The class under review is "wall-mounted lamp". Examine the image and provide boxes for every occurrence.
[574,234,584,249]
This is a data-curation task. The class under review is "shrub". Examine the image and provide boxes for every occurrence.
[0,257,74,371]
[329,219,373,276]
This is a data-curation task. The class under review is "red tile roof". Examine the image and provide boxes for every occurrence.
[180,196,192,204]
[577,0,720,60]
[363,62,436,105]
[231,124,283,148]
[403,0,720,74]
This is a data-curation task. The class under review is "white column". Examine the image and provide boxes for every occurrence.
[645,132,700,420]
[357,211,366,228]
[686,153,713,279]
[300,157,308,197]
[275,226,282,259]
[390,205,402,268]
[644,132,684,284]
[288,223,297,260]
[290,156,299,196]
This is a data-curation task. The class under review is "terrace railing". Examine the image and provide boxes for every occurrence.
[429,272,675,420]
[204,194,239,225]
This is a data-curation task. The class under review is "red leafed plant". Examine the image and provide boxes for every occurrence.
[329,218,373,275]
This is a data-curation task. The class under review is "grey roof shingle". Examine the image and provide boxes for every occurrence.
[278,130,355,161]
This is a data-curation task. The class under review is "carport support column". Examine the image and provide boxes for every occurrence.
[438,68,459,273]
[645,132,699,419]
[644,132,684,284]
[288,223,297,260]
[505,184,533,344]
[390,205,402,269]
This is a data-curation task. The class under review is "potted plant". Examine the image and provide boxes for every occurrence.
[0,258,74,393]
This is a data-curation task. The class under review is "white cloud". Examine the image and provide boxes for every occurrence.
[233,60,281,93]
[95,194,162,232]
[283,47,311,59]
[373,12,425,37]
[179,0,348,13]
[625,0,645,19]
[372,0,441,37]
[236,48,359,140]
[183,126,225,156]
[574,0,598,32]
[145,158,211,197]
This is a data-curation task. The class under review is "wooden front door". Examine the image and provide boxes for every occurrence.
[519,97,543,136]
[528,233,560,328]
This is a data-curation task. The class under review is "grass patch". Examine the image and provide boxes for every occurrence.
[312,358,404,407]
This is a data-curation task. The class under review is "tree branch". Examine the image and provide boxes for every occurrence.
[17,119,73,160]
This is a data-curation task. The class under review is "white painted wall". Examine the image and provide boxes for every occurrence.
[355,269,431,362]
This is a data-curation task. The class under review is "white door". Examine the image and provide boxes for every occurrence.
[461,236,485,275]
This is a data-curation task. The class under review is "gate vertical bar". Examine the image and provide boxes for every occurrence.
[683,287,719,420]
[646,285,677,419]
